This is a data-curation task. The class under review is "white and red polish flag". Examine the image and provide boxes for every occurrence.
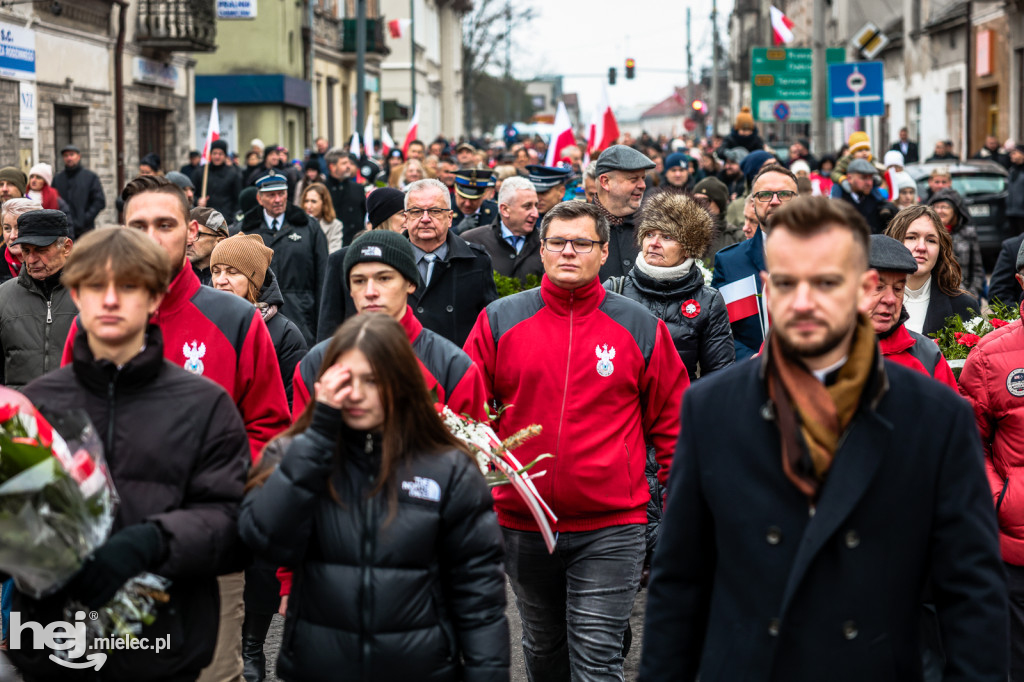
[545,101,576,167]
[770,5,795,45]
[720,274,761,323]
[363,116,375,158]
[401,104,420,157]
[349,131,361,158]
[381,127,396,156]
[589,84,620,154]
[200,98,220,165]
[388,18,411,39]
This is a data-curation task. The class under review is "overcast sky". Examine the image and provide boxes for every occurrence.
[514,0,733,119]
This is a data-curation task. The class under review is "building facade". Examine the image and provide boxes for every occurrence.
[0,0,209,226]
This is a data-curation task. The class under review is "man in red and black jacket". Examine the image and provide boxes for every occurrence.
[866,234,959,391]
[463,200,686,681]
[61,176,291,461]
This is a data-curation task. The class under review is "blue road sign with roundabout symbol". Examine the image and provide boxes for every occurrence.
[773,102,790,121]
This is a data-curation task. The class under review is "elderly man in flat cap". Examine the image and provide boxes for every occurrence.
[0,209,76,388]
[188,206,230,286]
[590,144,656,279]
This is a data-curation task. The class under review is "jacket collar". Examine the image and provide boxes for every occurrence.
[443,230,480,261]
[153,263,201,322]
[72,324,166,395]
[628,262,703,298]
[399,305,423,343]
[540,274,605,316]
[878,323,915,355]
[748,227,767,272]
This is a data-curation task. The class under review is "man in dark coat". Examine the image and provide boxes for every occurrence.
[14,227,249,682]
[989,232,1024,305]
[591,144,656,280]
[195,140,243,223]
[451,168,499,234]
[641,197,1008,682]
[52,144,105,238]
[712,164,798,359]
[462,176,543,284]
[323,148,366,246]
[834,158,891,234]
[405,178,497,347]
[236,173,328,346]
[890,126,920,164]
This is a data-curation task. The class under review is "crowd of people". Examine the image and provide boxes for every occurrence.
[0,110,1021,682]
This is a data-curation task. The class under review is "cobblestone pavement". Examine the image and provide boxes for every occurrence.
[260,581,646,682]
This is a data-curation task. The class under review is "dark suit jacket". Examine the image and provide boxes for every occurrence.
[890,140,920,164]
[461,222,543,284]
[640,349,1007,682]
[988,233,1024,307]
[712,228,766,359]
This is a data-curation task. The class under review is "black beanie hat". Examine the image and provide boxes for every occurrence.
[211,139,228,154]
[366,187,406,228]
[343,230,421,289]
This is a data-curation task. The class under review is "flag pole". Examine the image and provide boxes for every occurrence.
[201,162,210,202]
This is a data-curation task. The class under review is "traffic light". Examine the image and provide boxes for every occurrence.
[625,58,635,79]
[608,67,617,85]
[691,100,706,114]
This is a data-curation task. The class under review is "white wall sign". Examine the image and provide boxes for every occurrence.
[0,22,35,81]
[132,58,179,89]
[217,0,257,18]
[19,81,36,139]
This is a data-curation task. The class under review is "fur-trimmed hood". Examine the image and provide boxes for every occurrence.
[636,191,713,260]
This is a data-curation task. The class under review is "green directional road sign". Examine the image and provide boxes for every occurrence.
[751,47,845,123]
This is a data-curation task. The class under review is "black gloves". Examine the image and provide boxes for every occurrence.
[69,522,166,609]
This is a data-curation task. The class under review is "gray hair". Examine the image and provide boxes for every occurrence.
[498,176,536,207]
[539,200,609,242]
[1,198,43,222]
[324,147,348,167]
[584,160,599,181]
[404,178,451,208]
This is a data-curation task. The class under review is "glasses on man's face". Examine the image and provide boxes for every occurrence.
[195,231,220,240]
[753,190,798,203]
[542,237,605,253]
[405,207,451,221]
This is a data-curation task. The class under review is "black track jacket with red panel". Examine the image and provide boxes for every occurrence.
[62,265,290,461]
[464,275,687,533]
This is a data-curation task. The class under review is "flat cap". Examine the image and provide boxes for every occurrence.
[847,158,877,176]
[60,144,80,155]
[594,145,656,176]
[869,234,918,274]
[191,206,228,236]
[166,170,194,191]
[526,164,574,192]
[13,209,69,247]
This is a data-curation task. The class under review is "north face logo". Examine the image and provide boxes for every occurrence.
[402,476,441,502]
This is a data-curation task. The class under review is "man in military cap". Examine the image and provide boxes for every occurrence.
[0,209,77,388]
[236,172,328,345]
[591,144,656,279]
[527,164,575,223]
[451,168,499,235]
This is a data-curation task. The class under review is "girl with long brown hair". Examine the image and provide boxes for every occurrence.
[239,313,508,681]
[885,204,978,336]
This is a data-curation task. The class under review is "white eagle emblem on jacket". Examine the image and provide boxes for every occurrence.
[595,344,616,377]
[182,341,207,375]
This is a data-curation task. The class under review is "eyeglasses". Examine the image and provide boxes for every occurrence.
[542,237,605,253]
[195,231,221,240]
[753,190,798,203]
[405,208,451,220]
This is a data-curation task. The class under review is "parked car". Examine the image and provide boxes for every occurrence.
[905,160,1009,269]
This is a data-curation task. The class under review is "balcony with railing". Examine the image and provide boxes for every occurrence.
[341,18,389,55]
[136,0,217,52]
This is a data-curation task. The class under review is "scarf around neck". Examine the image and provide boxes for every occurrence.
[767,313,877,499]
[592,195,627,226]
[633,252,694,281]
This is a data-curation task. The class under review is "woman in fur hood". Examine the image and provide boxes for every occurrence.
[604,191,735,381]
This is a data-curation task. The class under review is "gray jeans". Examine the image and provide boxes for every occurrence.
[503,524,645,682]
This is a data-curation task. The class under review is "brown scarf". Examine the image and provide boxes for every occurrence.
[767,313,877,499]
[591,195,626,226]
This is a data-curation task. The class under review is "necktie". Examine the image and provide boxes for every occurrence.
[271,218,279,231]
[423,253,437,286]
[507,235,523,253]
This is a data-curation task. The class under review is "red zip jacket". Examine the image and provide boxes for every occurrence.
[464,275,686,532]
[960,302,1024,565]
[879,323,958,391]
[62,265,290,461]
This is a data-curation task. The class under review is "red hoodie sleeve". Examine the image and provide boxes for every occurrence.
[235,311,291,461]
[445,360,490,423]
[462,309,497,410]
[640,319,688,489]
[291,360,311,420]
[60,317,78,367]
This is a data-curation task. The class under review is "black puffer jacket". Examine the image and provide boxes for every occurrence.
[257,267,308,405]
[14,326,250,681]
[239,405,508,682]
[192,162,242,223]
[606,261,735,381]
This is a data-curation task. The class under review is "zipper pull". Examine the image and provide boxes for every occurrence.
[46,300,52,324]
